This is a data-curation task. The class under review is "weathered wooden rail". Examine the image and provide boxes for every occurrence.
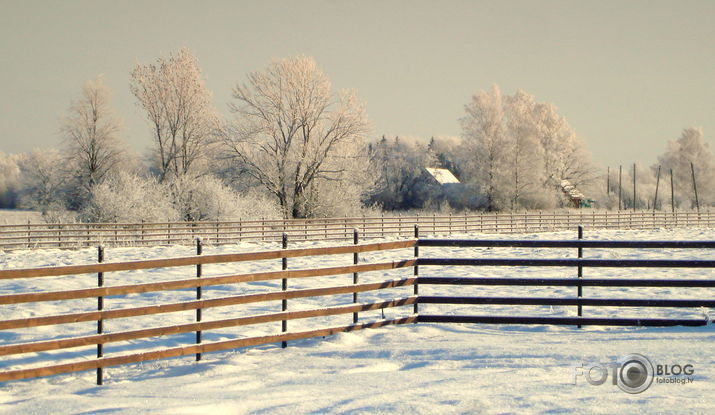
[0,210,713,250]
[0,237,417,384]
[1,229,714,384]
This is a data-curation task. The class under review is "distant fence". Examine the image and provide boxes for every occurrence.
[1,210,713,250]
[1,229,714,384]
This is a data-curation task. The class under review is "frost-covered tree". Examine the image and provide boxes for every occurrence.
[460,84,510,211]
[222,56,370,218]
[657,127,715,208]
[427,136,463,177]
[460,85,594,211]
[533,102,594,191]
[18,149,71,221]
[131,48,219,181]
[367,136,435,210]
[166,175,281,221]
[81,171,178,223]
[505,90,545,209]
[60,75,125,208]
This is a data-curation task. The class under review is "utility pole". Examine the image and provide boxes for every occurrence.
[653,165,661,211]
[670,168,675,212]
[618,165,622,211]
[691,162,700,214]
[632,163,636,212]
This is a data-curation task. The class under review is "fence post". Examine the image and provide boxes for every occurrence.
[353,229,359,323]
[281,233,288,348]
[27,220,30,248]
[196,238,203,361]
[97,245,104,385]
[238,218,242,243]
[592,210,596,229]
[577,226,583,329]
[414,225,419,315]
[167,223,171,245]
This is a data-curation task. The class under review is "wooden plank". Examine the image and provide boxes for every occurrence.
[417,296,715,307]
[0,240,416,280]
[417,258,715,268]
[417,276,715,287]
[0,298,417,356]
[418,239,715,249]
[0,260,417,305]
[0,316,417,382]
[417,314,708,327]
[1,279,417,330]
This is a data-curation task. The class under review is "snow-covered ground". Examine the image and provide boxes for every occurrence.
[1,228,715,414]
[0,210,42,225]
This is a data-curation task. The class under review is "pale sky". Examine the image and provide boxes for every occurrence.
[1,0,713,169]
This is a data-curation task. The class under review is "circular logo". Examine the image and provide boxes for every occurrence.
[617,354,654,394]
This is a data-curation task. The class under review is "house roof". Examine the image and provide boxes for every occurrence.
[425,167,460,184]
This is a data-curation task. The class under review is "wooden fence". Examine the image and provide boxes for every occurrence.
[1,229,714,384]
[1,210,713,250]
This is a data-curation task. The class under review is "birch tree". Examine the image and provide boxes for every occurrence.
[222,56,370,218]
[130,48,218,181]
[460,84,510,211]
[461,85,594,210]
[505,90,544,209]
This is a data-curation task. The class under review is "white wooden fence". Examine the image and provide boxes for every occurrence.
[0,210,712,250]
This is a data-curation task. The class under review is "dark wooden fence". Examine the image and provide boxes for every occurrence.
[1,229,714,384]
[1,210,713,250]
[416,234,715,327]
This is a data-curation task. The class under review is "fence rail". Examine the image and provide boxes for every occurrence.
[1,229,713,384]
[1,210,713,250]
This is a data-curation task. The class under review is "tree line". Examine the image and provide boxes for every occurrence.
[0,49,712,222]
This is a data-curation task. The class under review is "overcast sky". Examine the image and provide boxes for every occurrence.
[1,0,713,169]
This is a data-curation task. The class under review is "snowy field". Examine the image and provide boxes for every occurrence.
[1,228,715,414]
[0,210,42,225]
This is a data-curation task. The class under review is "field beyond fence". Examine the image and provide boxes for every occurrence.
[0,210,713,250]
